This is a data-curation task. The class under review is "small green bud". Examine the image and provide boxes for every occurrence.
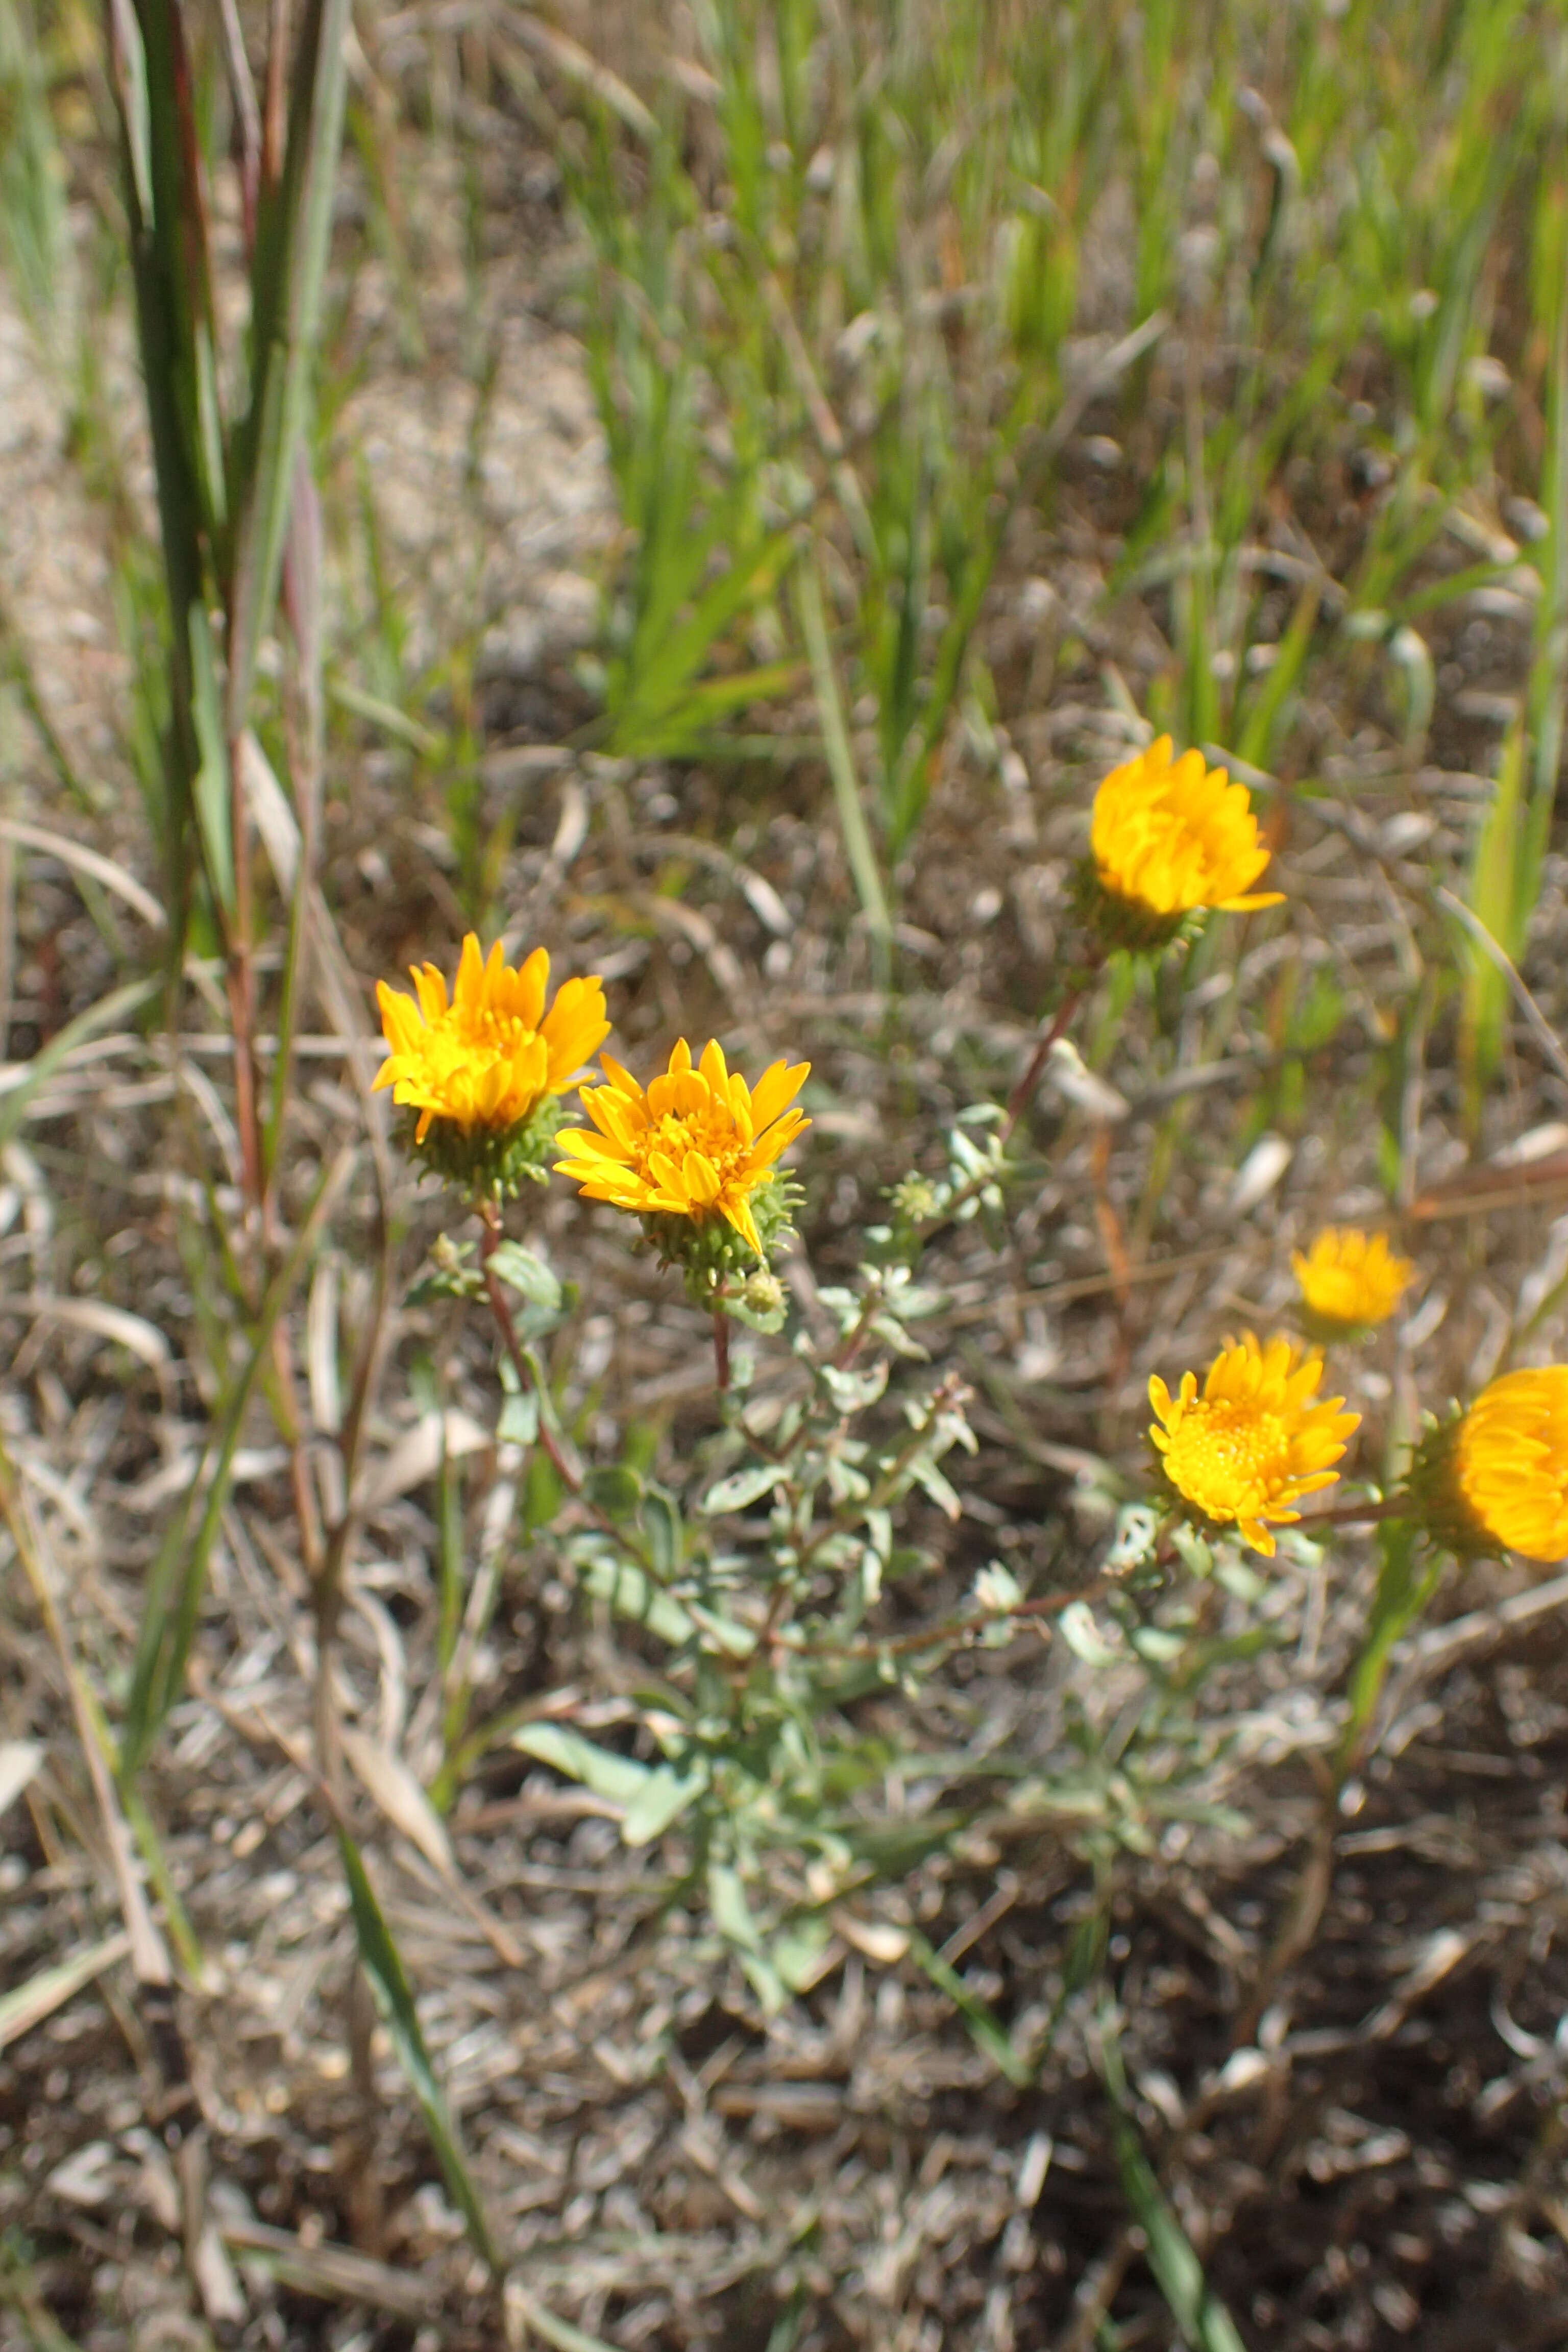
[741,1269,785,1318]
[889,1174,943,1225]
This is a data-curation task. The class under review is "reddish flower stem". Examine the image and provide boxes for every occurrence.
[1000,982,1088,1144]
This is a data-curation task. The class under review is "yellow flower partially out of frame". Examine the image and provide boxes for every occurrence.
[554,1038,810,1259]
[1451,1367,1568,1564]
[375,934,609,1143]
[1091,736,1283,922]
[1149,1333,1360,1557]
[1292,1227,1415,1331]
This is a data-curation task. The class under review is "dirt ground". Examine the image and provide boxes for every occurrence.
[6,46,1568,2352]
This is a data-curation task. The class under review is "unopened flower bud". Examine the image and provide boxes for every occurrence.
[742,1269,785,1318]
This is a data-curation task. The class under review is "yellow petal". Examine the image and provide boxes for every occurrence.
[598,1053,645,1103]
[720,1192,764,1257]
[682,1149,722,1206]
[749,1058,810,1131]
[514,945,549,1032]
[414,962,448,1023]
[454,933,486,1013]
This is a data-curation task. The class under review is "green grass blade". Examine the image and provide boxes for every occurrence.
[1518,272,1568,953]
[227,0,352,727]
[103,0,206,929]
[905,1926,1033,2088]
[127,0,225,544]
[0,0,66,347]
[507,2288,624,2352]
[1337,1516,1441,1781]
[616,529,795,747]
[120,1146,349,1774]
[338,1827,500,2270]
[187,599,235,916]
[1111,2106,1250,2352]
[794,556,892,949]
[1234,578,1320,773]
[1460,711,1524,1110]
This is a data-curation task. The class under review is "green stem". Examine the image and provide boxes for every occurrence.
[477,1203,581,1492]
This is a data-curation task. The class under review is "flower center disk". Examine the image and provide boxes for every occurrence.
[1164,1402,1293,1518]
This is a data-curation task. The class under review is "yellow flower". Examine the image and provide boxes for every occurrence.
[554,1037,809,1259]
[1291,1227,1415,1331]
[375,934,609,1144]
[1450,1367,1568,1564]
[1148,1333,1360,1557]
[1090,736,1283,929]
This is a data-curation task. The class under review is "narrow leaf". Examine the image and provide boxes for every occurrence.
[905,1927,1033,2087]
[187,600,235,916]
[485,1241,560,1311]
[794,558,892,948]
[577,1554,698,1649]
[506,2286,625,2352]
[227,0,353,725]
[1112,2110,1249,2352]
[512,1723,649,1807]
[338,1828,499,2269]
[701,1460,786,1514]
[621,1762,707,1847]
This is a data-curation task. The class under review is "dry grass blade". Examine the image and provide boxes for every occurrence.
[0,1294,172,1370]
[216,2216,439,2319]
[0,975,160,1155]
[0,1737,42,1815]
[340,1725,456,1879]
[501,4,655,140]
[0,1447,172,1990]
[0,819,167,929]
[0,1931,132,2052]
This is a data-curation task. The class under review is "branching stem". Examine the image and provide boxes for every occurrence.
[477,1201,581,1493]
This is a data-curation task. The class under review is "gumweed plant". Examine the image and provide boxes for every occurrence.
[375,744,1568,2018]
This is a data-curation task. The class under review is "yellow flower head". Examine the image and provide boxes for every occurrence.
[1450,1367,1568,1564]
[375,934,609,1144]
[1148,1333,1360,1557]
[1090,737,1283,933]
[1291,1227,1415,1332]
[554,1038,809,1261]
